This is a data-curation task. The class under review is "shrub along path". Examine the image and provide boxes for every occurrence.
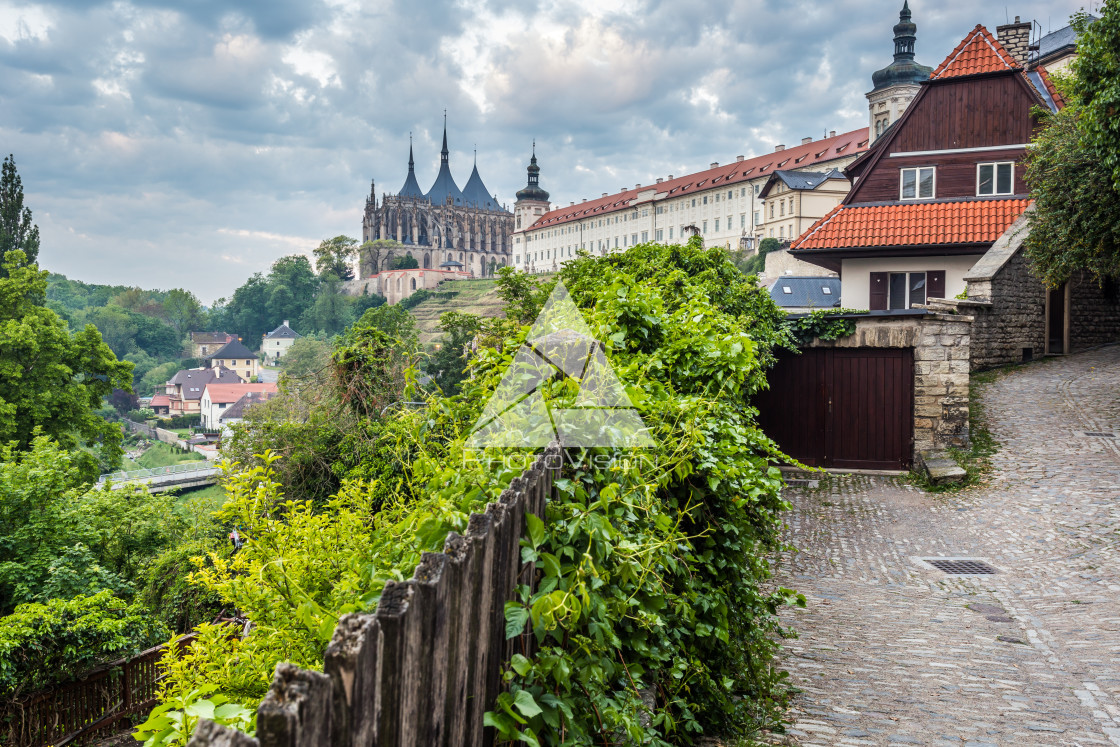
[772,345,1120,746]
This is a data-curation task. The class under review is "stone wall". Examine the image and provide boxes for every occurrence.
[762,247,837,281]
[1069,271,1120,351]
[808,312,971,459]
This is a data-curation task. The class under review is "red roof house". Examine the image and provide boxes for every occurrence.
[791,22,1057,314]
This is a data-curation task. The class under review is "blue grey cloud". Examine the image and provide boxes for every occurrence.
[0,0,1086,301]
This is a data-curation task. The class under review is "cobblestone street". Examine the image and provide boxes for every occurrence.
[775,345,1120,746]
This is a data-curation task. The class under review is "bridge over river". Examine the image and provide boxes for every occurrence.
[98,463,220,492]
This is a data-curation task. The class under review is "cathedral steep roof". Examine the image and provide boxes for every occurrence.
[398,140,424,198]
[462,162,501,211]
[426,121,464,206]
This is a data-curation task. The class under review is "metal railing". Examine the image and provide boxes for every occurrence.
[97,463,220,485]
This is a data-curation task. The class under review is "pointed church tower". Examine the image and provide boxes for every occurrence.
[426,114,464,206]
[398,135,424,197]
[867,1,933,143]
[514,142,550,233]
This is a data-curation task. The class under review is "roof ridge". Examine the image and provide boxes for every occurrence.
[930,24,1019,80]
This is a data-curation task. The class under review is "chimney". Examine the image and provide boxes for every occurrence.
[775,144,785,152]
[581,197,586,202]
[801,136,812,145]
[283,319,288,327]
[635,183,641,189]
[997,16,1031,67]
[668,174,674,179]
[570,201,575,206]
[656,178,663,184]
[736,155,745,162]
[829,130,836,138]
[602,192,608,197]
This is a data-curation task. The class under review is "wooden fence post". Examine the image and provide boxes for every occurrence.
[440,532,474,747]
[324,614,381,747]
[187,718,260,747]
[483,500,513,743]
[411,552,451,744]
[375,581,422,746]
[256,663,333,747]
[464,512,495,747]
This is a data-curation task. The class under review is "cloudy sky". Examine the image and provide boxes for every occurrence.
[1,0,1092,302]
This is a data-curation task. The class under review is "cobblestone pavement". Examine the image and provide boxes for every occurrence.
[774,345,1120,747]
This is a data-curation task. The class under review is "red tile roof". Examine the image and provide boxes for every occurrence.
[931,25,1020,80]
[526,128,869,230]
[1034,65,1066,109]
[203,382,278,404]
[150,394,171,407]
[791,198,1032,251]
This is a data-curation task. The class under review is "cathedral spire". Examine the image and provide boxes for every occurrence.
[440,110,449,165]
[398,134,424,198]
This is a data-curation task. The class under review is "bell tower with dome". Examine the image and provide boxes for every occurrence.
[513,143,550,233]
[867,1,933,143]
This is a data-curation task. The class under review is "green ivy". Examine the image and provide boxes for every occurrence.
[780,308,862,347]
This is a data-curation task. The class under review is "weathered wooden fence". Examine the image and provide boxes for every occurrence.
[2,635,195,747]
[187,443,562,747]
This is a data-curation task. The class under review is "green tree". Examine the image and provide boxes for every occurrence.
[387,253,419,270]
[0,591,168,697]
[300,274,353,335]
[0,156,40,277]
[313,235,357,280]
[278,336,332,381]
[163,288,204,335]
[428,310,481,395]
[1071,6,1120,190]
[494,265,556,324]
[1024,72,1120,283]
[0,252,133,471]
[356,239,400,276]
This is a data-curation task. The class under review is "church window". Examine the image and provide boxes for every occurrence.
[740,214,746,228]
[754,211,760,225]
[669,227,674,239]
[754,184,760,195]
[715,218,720,231]
[614,237,619,248]
[641,209,648,217]
[703,196,708,205]
[641,231,648,242]
[702,220,708,233]
[517,215,521,228]
[728,190,733,200]
[656,206,664,215]
[631,233,638,244]
[516,255,520,264]
[691,199,696,207]
[655,229,663,241]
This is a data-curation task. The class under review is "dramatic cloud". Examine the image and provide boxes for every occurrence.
[0,0,1087,301]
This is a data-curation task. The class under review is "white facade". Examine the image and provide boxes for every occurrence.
[840,255,982,311]
[512,130,869,274]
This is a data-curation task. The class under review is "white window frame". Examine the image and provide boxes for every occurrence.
[899,166,936,200]
[976,161,1014,196]
[888,271,928,309]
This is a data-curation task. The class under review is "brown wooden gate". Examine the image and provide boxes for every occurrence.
[756,348,913,470]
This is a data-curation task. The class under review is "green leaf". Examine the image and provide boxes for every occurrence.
[512,689,543,719]
[510,653,532,676]
[525,513,545,549]
[504,601,530,639]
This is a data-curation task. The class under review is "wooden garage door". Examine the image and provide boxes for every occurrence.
[755,348,913,470]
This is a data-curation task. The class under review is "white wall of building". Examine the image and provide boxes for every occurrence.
[841,255,983,310]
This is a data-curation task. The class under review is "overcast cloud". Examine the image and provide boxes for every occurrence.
[0,0,1091,302]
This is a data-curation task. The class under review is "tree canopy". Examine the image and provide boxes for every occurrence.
[0,156,39,278]
[0,252,133,472]
[1024,9,1120,285]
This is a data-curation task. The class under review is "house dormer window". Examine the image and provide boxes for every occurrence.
[977,162,1014,196]
[900,167,935,200]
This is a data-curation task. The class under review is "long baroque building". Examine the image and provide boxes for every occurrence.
[360,122,513,279]
[510,3,945,275]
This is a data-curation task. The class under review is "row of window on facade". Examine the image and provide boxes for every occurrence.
[900,162,1015,200]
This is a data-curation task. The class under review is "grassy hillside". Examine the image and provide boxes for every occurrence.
[406,278,507,346]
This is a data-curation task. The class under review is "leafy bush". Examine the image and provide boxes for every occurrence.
[134,681,255,747]
[159,414,201,430]
[0,591,168,696]
[780,308,862,346]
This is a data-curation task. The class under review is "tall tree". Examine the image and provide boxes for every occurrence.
[313,235,357,280]
[0,156,40,278]
[162,288,203,335]
[357,239,400,276]
[0,251,133,473]
[1071,6,1120,190]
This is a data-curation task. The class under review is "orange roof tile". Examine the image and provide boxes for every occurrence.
[930,25,1019,80]
[1034,65,1065,109]
[203,382,278,403]
[791,198,1032,251]
[526,128,869,230]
